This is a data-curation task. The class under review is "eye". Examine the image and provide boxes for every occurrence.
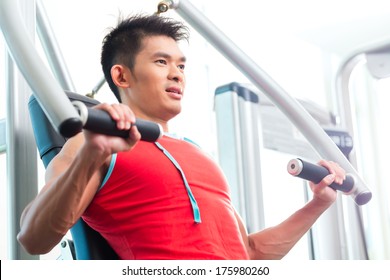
[178,64,185,70]
[156,59,167,65]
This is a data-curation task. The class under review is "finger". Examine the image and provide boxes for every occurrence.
[318,160,346,185]
[127,125,141,145]
[94,103,120,121]
[97,103,135,130]
[332,163,346,185]
[111,104,128,130]
[118,104,136,130]
[322,173,336,186]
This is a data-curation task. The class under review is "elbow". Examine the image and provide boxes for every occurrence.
[17,231,38,255]
[17,230,53,256]
[17,209,71,255]
[247,234,285,260]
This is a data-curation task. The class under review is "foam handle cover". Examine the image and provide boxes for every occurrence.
[287,158,355,193]
[84,107,163,142]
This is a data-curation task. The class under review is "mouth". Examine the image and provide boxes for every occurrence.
[165,87,183,100]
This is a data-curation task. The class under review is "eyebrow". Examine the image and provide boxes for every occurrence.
[152,51,186,63]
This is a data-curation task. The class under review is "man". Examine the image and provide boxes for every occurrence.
[18,14,345,259]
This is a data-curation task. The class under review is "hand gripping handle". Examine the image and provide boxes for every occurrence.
[72,101,163,142]
[287,158,355,193]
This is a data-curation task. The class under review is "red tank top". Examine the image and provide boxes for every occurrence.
[82,135,249,260]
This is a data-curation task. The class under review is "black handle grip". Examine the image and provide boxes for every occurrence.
[84,107,162,142]
[287,158,355,193]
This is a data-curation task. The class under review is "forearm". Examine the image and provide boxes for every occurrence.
[17,145,107,255]
[247,197,333,260]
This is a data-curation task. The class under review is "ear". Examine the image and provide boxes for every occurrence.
[111,65,132,89]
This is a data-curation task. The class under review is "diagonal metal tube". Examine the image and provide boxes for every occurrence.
[0,0,82,138]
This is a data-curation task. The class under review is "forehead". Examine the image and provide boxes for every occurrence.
[138,35,185,59]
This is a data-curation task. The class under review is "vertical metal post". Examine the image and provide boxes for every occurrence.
[0,119,5,154]
[335,53,388,259]
[215,83,265,232]
[335,54,366,169]
[36,0,76,92]
[5,0,38,260]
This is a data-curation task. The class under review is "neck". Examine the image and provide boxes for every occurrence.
[160,121,169,133]
[135,112,170,133]
[119,96,172,133]
[134,112,170,132]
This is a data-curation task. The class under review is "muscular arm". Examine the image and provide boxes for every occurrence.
[236,160,343,260]
[17,103,140,255]
[17,133,109,254]
[237,197,333,259]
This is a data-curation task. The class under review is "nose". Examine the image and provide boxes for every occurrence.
[168,65,184,83]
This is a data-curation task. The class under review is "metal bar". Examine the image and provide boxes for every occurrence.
[86,76,106,98]
[214,84,265,232]
[91,77,106,95]
[5,0,38,260]
[335,54,366,168]
[336,47,390,259]
[0,118,5,154]
[168,0,371,205]
[0,0,82,138]
[36,0,76,92]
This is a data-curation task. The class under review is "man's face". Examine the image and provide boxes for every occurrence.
[126,35,186,123]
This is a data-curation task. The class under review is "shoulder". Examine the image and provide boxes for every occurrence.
[183,137,201,148]
[163,133,201,148]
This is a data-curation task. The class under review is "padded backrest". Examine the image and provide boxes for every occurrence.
[28,91,119,260]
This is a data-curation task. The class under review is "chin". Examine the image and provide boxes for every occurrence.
[167,107,181,119]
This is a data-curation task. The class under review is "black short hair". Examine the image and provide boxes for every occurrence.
[101,14,189,102]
